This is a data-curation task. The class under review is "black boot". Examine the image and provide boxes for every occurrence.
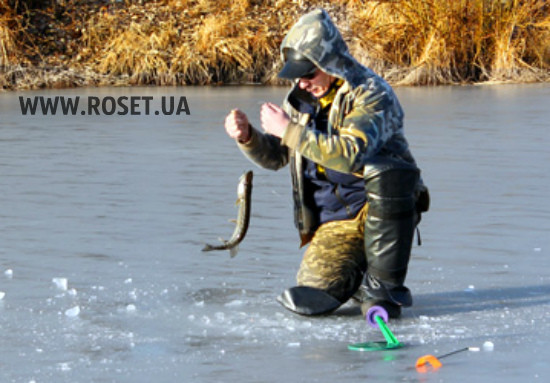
[353,283,406,319]
[277,286,342,316]
[362,158,420,315]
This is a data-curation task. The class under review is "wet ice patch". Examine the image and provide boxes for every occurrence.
[4,269,13,278]
[0,291,5,300]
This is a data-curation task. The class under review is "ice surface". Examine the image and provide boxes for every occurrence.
[0,85,548,383]
[52,277,68,291]
[64,306,80,317]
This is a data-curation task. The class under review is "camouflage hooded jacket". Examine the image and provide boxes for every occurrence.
[239,8,418,245]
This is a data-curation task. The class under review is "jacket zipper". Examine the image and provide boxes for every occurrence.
[334,184,353,218]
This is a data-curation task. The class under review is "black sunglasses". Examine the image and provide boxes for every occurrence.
[300,69,318,80]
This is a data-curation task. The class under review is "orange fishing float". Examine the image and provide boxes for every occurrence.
[415,347,479,373]
[415,354,443,373]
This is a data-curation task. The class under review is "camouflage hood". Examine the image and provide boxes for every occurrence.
[280,8,367,86]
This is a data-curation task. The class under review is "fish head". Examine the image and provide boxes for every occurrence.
[237,170,253,198]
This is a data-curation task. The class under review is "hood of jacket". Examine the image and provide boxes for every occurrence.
[280,8,368,87]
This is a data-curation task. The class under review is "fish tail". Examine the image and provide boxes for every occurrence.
[202,244,214,252]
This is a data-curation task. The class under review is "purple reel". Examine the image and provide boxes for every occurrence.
[366,305,389,328]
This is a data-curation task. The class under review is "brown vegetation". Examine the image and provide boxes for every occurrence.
[0,0,548,90]
[350,0,550,85]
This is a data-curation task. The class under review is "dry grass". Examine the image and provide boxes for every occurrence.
[0,1,22,68]
[1,0,549,89]
[349,0,550,85]
[75,0,284,85]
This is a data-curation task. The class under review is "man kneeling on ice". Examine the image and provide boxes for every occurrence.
[224,8,429,318]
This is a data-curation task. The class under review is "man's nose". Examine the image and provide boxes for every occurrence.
[298,79,309,89]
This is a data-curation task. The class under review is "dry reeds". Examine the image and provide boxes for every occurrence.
[349,0,550,85]
[79,0,283,85]
[0,1,22,68]
[1,0,549,89]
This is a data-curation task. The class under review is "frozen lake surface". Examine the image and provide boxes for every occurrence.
[1,83,549,382]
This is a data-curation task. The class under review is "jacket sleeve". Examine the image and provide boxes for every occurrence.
[281,82,400,174]
[238,125,289,171]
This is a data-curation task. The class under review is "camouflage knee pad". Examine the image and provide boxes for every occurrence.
[297,212,367,303]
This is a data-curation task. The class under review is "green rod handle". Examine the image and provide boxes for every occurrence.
[375,315,401,347]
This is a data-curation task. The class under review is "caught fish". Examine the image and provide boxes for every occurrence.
[202,170,253,257]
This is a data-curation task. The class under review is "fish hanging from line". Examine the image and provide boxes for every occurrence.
[202,170,253,257]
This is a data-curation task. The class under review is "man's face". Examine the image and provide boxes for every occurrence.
[297,69,335,98]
